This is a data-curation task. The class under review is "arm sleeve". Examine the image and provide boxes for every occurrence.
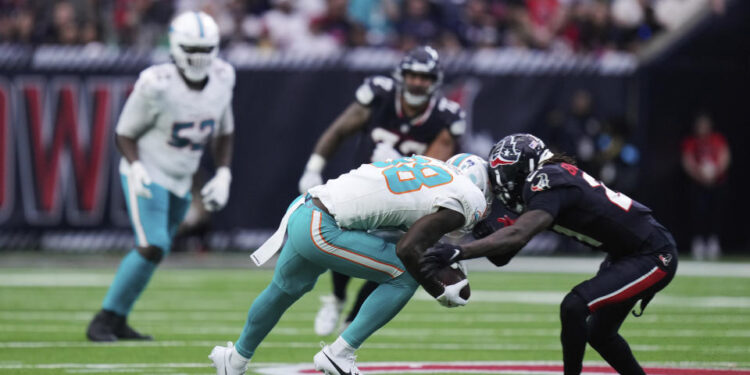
[217,103,235,135]
[115,74,159,138]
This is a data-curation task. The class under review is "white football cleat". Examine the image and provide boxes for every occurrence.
[313,344,361,375]
[315,295,345,336]
[209,341,249,375]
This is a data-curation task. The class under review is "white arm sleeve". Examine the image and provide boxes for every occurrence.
[217,103,235,135]
[115,75,158,138]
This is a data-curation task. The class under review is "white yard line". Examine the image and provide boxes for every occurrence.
[2,310,750,324]
[4,324,750,339]
[0,257,748,287]
[0,340,748,354]
[411,290,750,308]
[2,361,747,373]
[463,257,750,278]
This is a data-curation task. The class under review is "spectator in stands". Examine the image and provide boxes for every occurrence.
[310,0,365,48]
[260,0,316,51]
[396,0,441,50]
[681,112,731,260]
[545,89,602,174]
[457,0,501,49]
[518,0,569,50]
[115,0,173,48]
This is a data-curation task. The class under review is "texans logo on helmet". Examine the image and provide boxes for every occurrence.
[490,137,521,167]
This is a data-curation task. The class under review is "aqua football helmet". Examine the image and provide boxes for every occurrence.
[169,11,219,82]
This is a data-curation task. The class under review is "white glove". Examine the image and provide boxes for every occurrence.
[129,161,152,199]
[298,169,323,194]
[436,279,469,308]
[298,154,325,194]
[201,167,232,212]
[371,142,402,163]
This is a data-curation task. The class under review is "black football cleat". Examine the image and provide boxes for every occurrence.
[86,310,153,342]
[113,318,153,340]
[86,310,118,342]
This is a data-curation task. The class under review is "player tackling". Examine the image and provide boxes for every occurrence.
[421,134,679,375]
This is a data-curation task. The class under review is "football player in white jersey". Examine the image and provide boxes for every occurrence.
[209,154,493,375]
[86,11,236,342]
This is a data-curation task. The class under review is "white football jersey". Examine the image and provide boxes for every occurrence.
[116,59,235,196]
[309,156,488,232]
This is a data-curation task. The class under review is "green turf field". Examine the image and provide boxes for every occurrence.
[1,261,749,374]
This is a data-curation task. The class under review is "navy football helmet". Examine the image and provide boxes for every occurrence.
[392,46,443,105]
[488,133,553,213]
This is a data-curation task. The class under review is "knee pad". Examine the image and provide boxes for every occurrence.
[137,245,165,264]
[560,292,589,322]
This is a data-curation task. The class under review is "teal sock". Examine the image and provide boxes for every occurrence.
[101,250,158,316]
[342,276,417,348]
[235,282,298,359]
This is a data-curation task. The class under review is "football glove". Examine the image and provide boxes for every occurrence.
[420,242,464,279]
[128,161,153,199]
[298,154,325,193]
[201,167,231,212]
[371,142,402,162]
[497,215,516,227]
[436,279,469,308]
[298,169,323,194]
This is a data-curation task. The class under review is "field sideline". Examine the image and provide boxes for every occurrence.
[0,253,749,374]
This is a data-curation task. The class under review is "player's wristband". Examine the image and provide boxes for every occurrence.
[305,154,326,173]
[216,166,232,182]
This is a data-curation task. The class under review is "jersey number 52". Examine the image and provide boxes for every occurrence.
[168,119,215,151]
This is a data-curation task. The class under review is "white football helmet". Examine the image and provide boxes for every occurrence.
[169,11,219,82]
[447,153,493,214]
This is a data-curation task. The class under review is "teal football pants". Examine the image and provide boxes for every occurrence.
[235,196,418,358]
[101,175,190,316]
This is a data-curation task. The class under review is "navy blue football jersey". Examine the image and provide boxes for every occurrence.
[353,75,465,162]
[523,163,659,256]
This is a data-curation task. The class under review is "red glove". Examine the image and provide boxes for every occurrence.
[497,215,516,227]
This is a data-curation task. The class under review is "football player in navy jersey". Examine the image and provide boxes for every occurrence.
[421,133,678,375]
[298,45,467,336]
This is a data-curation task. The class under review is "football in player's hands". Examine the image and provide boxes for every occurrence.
[423,262,471,301]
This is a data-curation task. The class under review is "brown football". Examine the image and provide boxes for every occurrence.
[424,264,471,300]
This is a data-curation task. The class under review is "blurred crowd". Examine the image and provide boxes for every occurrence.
[541,89,641,195]
[0,0,720,54]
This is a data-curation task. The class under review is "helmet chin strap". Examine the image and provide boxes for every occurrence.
[403,90,428,106]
